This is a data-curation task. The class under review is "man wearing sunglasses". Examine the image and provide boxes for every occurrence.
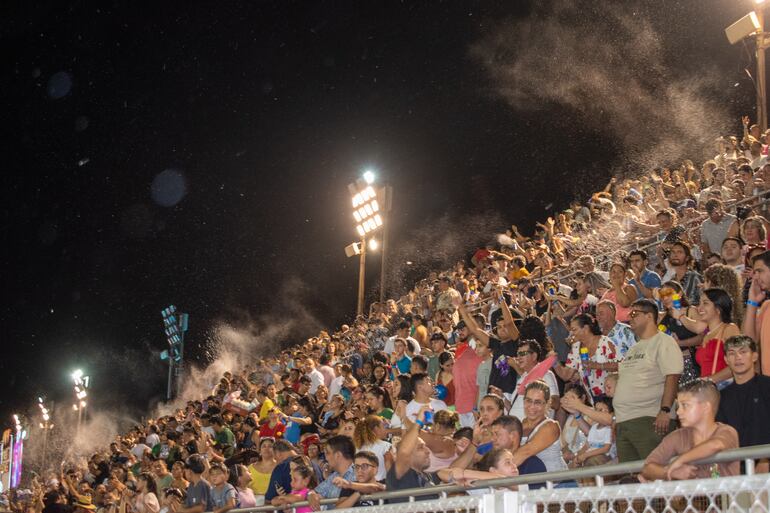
[614,299,683,463]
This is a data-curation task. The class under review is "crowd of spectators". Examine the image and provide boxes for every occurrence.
[5,116,770,513]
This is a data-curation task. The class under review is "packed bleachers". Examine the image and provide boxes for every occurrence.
[7,116,770,513]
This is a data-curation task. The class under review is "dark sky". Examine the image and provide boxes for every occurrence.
[1,1,758,424]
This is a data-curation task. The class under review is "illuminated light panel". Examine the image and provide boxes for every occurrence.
[374,214,383,226]
[364,204,373,216]
[353,211,362,222]
[352,193,363,207]
[371,200,379,212]
[365,186,375,198]
[356,225,365,237]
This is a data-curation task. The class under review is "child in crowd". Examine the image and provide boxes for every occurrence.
[642,379,739,481]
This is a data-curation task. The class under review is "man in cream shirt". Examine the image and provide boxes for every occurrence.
[614,299,682,463]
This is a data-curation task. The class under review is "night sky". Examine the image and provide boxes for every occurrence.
[1,1,759,425]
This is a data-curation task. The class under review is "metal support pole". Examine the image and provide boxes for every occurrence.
[357,235,367,317]
[379,186,392,305]
[166,357,174,401]
[758,10,768,132]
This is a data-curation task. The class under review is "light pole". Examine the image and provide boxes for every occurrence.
[347,172,387,316]
[37,398,54,471]
[72,369,88,432]
[726,1,769,131]
[161,306,189,400]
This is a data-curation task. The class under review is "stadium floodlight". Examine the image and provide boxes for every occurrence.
[161,305,189,401]
[725,7,769,130]
[368,238,379,251]
[72,369,83,382]
[345,170,393,316]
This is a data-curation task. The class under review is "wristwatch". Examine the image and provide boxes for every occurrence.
[660,406,671,413]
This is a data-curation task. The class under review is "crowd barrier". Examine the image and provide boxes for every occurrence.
[227,444,770,513]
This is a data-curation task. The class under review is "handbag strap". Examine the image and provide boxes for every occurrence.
[711,337,722,376]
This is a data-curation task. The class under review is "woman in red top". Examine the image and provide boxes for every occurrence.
[435,351,455,407]
[672,288,739,384]
[259,408,286,439]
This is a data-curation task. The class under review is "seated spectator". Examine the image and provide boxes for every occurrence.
[656,281,702,386]
[506,340,559,420]
[573,396,614,468]
[512,382,569,476]
[661,241,703,306]
[628,250,661,299]
[335,452,385,508]
[717,335,770,473]
[642,379,739,480]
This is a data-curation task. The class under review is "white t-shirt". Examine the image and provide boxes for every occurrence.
[306,369,325,394]
[587,424,612,449]
[405,399,448,422]
[505,369,559,421]
[145,433,160,448]
[384,336,421,355]
[131,443,150,460]
[329,376,344,397]
[359,439,393,481]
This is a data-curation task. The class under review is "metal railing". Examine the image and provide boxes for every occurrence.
[534,190,770,285]
[228,444,770,513]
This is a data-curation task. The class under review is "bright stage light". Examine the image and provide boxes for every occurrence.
[363,170,375,184]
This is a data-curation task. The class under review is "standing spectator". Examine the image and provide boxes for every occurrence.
[384,321,420,356]
[601,262,638,323]
[657,282,702,386]
[389,339,412,376]
[411,314,429,349]
[614,299,683,463]
[475,340,493,409]
[406,373,448,421]
[700,199,739,258]
[595,300,637,357]
[506,340,559,420]
[628,250,661,299]
[672,288,740,384]
[661,241,703,305]
[352,416,393,481]
[385,407,436,502]
[426,333,448,380]
[459,302,520,396]
[247,439,276,501]
[303,358,325,395]
[452,326,482,428]
[316,355,335,388]
[435,352,455,407]
[717,335,770,472]
[742,250,770,376]
[132,473,159,513]
[264,440,298,504]
[556,314,619,399]
[642,379,739,480]
[721,237,745,273]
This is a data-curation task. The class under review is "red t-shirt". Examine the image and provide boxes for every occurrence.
[259,421,286,439]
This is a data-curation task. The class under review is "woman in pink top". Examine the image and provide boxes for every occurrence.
[601,262,637,323]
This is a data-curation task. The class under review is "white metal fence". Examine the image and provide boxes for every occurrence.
[228,444,770,513]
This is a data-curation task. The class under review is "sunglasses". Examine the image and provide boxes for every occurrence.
[629,310,651,318]
[516,350,534,357]
[354,463,376,471]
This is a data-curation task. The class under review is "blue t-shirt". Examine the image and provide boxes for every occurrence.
[264,459,292,502]
[630,269,661,297]
[284,420,301,444]
[518,455,547,489]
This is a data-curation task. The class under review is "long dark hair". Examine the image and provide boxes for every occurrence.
[137,472,158,496]
[703,288,733,324]
[395,375,412,402]
[367,386,393,411]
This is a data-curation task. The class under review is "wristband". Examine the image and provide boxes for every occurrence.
[415,420,424,427]
[747,300,761,308]
[574,414,582,420]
